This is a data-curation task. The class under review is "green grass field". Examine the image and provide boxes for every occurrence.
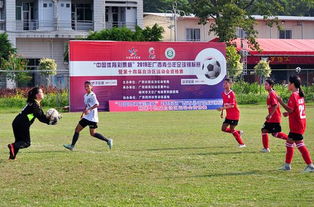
[1,106,314,206]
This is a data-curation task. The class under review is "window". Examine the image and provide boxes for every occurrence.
[66,3,70,8]
[16,6,22,20]
[43,3,47,8]
[186,28,200,41]
[279,30,292,39]
[72,4,93,21]
[237,28,247,38]
[61,3,64,7]
[49,3,52,7]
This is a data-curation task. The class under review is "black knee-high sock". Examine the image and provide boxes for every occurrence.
[71,132,79,146]
[93,133,109,143]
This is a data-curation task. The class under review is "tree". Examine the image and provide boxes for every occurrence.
[39,58,57,86]
[254,59,271,94]
[144,0,192,13]
[190,0,290,50]
[226,45,243,79]
[1,53,30,87]
[142,24,165,41]
[255,0,314,16]
[63,25,165,62]
[86,25,164,41]
[0,33,16,63]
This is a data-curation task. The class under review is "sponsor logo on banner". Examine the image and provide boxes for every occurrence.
[148,47,156,59]
[127,48,140,59]
[165,48,176,59]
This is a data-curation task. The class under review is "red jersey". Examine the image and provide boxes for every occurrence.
[288,92,306,134]
[222,90,240,120]
[266,90,281,123]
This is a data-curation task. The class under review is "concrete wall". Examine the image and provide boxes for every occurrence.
[94,0,105,31]
[16,38,69,72]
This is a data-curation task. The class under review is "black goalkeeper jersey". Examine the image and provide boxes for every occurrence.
[13,101,50,127]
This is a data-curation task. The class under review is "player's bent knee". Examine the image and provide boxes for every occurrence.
[23,142,31,148]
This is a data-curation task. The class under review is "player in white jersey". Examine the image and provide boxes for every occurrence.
[63,81,112,150]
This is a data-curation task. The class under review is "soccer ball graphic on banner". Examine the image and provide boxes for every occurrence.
[46,108,61,121]
[195,48,226,85]
[201,58,221,79]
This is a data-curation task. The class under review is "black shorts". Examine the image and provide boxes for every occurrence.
[262,122,282,133]
[288,132,303,141]
[79,118,98,129]
[223,119,239,126]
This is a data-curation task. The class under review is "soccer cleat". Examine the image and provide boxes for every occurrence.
[304,164,314,173]
[278,163,291,171]
[107,139,113,150]
[63,144,74,151]
[8,144,16,160]
[239,144,246,148]
[261,148,271,153]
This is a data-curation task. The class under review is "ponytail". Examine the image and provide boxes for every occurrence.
[27,87,40,104]
[289,75,304,97]
[299,86,305,98]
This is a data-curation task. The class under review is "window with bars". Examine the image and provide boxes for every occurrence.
[186,28,200,41]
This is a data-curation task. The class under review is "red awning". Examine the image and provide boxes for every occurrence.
[233,38,314,56]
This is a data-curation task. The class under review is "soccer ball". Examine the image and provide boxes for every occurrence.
[201,58,221,79]
[46,108,61,121]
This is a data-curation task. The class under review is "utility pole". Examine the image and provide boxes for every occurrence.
[170,0,185,42]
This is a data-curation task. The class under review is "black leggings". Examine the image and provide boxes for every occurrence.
[12,121,31,152]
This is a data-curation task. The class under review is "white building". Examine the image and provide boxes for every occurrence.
[0,0,143,88]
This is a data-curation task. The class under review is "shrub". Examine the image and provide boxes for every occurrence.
[0,87,69,109]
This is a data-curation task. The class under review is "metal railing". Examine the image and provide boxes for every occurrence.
[243,68,314,86]
[15,20,138,31]
[185,38,201,41]
[16,20,94,31]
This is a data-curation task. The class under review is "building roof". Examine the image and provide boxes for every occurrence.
[251,15,314,21]
[144,13,314,21]
[234,38,314,56]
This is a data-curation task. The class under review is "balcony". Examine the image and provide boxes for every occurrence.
[16,20,94,31]
[106,21,137,30]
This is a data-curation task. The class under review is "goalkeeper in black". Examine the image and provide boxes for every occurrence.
[7,87,57,160]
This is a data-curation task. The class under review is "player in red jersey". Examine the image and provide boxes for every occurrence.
[217,78,246,148]
[261,79,288,153]
[277,75,314,172]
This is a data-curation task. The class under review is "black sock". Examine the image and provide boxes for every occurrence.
[71,132,79,146]
[93,133,109,143]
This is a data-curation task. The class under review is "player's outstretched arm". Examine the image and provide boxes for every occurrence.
[33,104,50,124]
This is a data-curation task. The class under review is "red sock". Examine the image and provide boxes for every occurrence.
[262,133,269,149]
[296,141,312,165]
[232,130,244,145]
[224,128,240,134]
[285,141,294,164]
[272,132,288,140]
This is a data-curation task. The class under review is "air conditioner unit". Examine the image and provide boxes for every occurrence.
[0,1,4,9]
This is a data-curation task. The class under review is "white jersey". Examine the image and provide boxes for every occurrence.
[82,92,99,122]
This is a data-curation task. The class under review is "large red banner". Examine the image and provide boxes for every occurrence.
[69,41,226,112]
